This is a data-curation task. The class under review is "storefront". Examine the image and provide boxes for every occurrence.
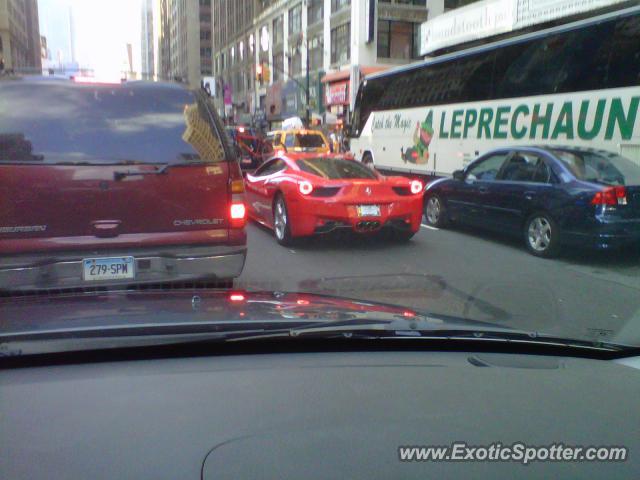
[321,67,389,125]
[265,81,283,130]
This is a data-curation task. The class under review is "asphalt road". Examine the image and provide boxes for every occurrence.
[238,219,640,344]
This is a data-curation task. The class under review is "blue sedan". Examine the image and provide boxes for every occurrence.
[424,146,640,257]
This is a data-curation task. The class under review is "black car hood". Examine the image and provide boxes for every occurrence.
[0,289,506,337]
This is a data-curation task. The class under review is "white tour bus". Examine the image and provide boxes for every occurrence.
[349,6,640,181]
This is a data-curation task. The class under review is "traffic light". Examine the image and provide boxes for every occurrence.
[263,64,270,83]
[256,64,263,84]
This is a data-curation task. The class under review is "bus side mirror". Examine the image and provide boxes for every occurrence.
[453,170,465,181]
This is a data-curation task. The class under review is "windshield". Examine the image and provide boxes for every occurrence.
[296,157,377,179]
[0,83,220,164]
[551,149,640,185]
[1,0,640,359]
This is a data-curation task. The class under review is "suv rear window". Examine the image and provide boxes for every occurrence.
[0,82,226,165]
[296,157,377,179]
[551,149,640,186]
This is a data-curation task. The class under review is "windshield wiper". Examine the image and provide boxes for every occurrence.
[1,318,631,358]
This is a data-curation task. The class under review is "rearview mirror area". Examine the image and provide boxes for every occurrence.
[452,170,465,180]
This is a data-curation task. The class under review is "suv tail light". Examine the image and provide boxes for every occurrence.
[229,166,247,228]
[591,186,627,206]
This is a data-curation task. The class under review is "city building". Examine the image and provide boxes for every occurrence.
[144,0,212,86]
[212,0,447,128]
[141,0,155,79]
[0,0,42,71]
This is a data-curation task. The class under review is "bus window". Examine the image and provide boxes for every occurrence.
[606,16,640,89]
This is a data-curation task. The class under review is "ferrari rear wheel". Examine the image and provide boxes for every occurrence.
[273,195,294,246]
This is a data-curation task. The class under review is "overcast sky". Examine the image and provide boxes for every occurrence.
[38,0,142,74]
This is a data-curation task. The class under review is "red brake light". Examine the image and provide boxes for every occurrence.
[229,293,245,302]
[299,181,313,195]
[591,186,627,206]
[230,202,246,228]
[410,180,423,194]
[230,203,246,219]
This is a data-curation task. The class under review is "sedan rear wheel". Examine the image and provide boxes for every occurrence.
[273,195,294,246]
[524,213,560,258]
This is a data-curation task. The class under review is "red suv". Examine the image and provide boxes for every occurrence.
[0,77,247,291]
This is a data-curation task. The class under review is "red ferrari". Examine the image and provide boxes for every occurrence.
[244,153,424,245]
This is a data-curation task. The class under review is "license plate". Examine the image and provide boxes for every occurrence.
[357,205,381,217]
[83,256,135,281]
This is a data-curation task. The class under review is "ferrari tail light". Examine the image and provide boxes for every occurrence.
[410,180,423,194]
[591,186,627,206]
[299,180,314,195]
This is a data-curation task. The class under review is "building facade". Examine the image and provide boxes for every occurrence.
[0,0,41,71]
[141,0,155,79]
[144,0,212,86]
[212,0,449,128]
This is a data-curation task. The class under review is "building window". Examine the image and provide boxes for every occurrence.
[288,4,302,35]
[331,0,350,13]
[377,20,420,59]
[396,0,427,5]
[200,13,211,22]
[200,30,211,40]
[273,50,284,82]
[308,0,323,25]
[199,0,210,5]
[273,15,283,45]
[289,47,302,77]
[444,0,481,9]
[309,34,323,71]
[331,24,350,64]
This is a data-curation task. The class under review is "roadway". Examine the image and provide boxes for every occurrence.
[238,219,640,344]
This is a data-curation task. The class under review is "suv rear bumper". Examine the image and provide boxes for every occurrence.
[0,245,246,292]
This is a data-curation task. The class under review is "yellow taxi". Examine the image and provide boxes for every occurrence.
[266,129,332,154]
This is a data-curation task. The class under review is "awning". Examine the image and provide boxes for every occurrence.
[321,69,350,84]
[321,66,390,84]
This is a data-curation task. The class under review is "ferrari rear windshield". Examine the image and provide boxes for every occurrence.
[296,158,377,179]
[0,82,226,165]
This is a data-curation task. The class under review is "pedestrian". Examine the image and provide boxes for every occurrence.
[0,58,4,75]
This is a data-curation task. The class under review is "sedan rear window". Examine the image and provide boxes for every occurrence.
[0,82,226,165]
[296,158,377,179]
[551,149,640,186]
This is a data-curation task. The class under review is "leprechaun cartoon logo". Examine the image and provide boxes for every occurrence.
[401,111,434,165]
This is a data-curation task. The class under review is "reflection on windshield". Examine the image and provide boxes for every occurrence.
[0,83,220,164]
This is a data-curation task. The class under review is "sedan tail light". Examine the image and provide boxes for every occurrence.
[591,186,627,206]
